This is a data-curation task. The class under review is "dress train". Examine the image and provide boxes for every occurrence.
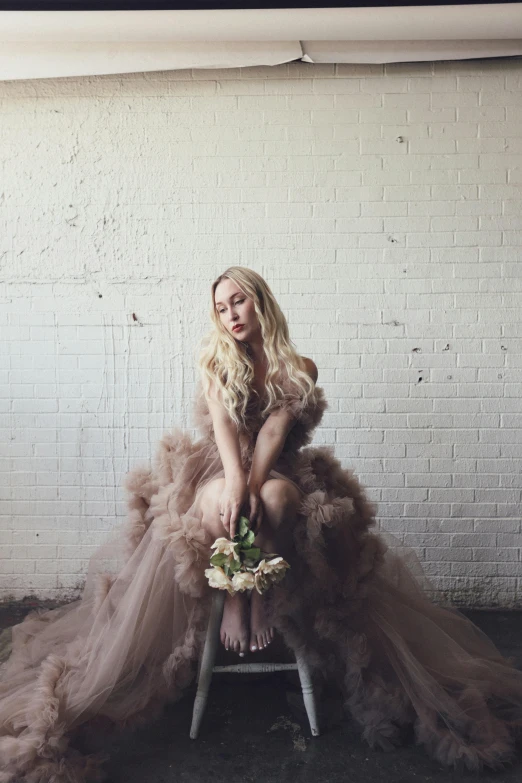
[0,373,521,781]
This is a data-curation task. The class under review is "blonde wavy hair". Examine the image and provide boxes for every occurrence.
[196,267,316,430]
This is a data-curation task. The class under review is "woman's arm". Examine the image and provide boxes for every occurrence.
[206,386,249,536]
[205,385,244,482]
[248,426,288,490]
[248,357,318,489]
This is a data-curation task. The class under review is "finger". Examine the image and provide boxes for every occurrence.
[221,507,228,529]
[250,503,258,531]
[233,508,240,536]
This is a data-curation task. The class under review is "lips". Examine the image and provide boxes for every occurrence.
[232,324,244,332]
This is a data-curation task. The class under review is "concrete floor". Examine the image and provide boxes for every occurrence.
[1,600,521,783]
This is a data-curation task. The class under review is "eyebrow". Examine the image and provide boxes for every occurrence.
[215,292,243,306]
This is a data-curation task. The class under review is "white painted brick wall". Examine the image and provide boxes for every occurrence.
[1,59,521,607]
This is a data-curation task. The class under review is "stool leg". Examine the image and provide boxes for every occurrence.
[189,590,225,739]
[295,653,320,736]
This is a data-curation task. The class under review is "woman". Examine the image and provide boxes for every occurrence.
[196,270,318,657]
[0,267,521,782]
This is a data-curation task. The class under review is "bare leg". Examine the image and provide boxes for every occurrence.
[196,478,299,658]
[220,591,250,656]
[249,524,277,652]
[249,503,297,653]
[197,486,250,657]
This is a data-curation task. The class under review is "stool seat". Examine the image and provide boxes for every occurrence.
[189,590,320,739]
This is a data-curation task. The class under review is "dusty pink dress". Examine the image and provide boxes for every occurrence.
[0,370,522,782]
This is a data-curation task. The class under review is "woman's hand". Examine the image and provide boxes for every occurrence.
[219,476,249,539]
[246,483,263,534]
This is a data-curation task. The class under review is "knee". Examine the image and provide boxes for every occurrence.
[260,481,302,523]
[198,479,227,538]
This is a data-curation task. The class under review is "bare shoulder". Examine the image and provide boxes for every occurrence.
[300,356,318,384]
[204,380,231,423]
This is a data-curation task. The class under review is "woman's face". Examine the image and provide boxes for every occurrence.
[214,278,260,342]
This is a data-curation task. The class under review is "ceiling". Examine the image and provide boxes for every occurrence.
[2,3,522,80]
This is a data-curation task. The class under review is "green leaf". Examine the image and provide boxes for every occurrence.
[242,547,261,561]
[244,530,255,547]
[228,559,241,573]
[210,553,228,567]
[238,516,250,538]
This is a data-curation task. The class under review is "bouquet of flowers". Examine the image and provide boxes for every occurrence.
[204,515,290,596]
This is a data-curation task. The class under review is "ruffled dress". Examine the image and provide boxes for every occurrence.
[1,371,522,782]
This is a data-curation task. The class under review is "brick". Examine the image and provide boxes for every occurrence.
[1,60,521,609]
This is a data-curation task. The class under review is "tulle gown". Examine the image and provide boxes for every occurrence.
[1,369,522,782]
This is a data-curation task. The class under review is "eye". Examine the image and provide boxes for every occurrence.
[218,299,244,314]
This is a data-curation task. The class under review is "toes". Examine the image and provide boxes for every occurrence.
[239,636,249,657]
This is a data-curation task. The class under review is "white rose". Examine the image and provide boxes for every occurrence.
[210,537,240,562]
[254,557,290,594]
[205,566,235,595]
[253,561,270,595]
[231,571,256,592]
[259,556,290,580]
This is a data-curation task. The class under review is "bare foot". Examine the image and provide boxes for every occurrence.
[220,591,249,657]
[249,588,275,652]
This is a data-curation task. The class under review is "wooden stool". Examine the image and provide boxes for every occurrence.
[189,589,320,739]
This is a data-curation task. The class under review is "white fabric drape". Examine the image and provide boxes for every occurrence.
[1,4,522,80]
